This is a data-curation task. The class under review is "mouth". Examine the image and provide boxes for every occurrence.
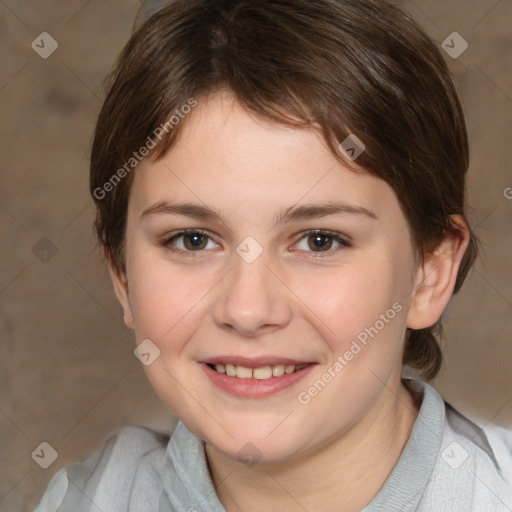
[200,357,316,398]
[206,362,310,380]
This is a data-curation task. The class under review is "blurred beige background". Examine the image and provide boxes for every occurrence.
[0,0,511,510]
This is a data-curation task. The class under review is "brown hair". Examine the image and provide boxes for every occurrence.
[90,0,478,379]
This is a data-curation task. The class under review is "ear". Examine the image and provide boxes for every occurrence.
[407,216,470,330]
[104,247,135,330]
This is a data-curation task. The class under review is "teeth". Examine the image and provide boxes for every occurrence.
[272,364,285,377]
[284,364,295,374]
[253,366,272,380]
[210,362,308,380]
[236,366,253,379]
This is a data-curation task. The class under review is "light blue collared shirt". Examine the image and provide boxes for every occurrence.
[33,380,512,511]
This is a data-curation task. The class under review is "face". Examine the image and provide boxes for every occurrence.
[114,91,421,464]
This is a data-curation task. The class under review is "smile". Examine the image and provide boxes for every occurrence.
[200,358,316,398]
[207,362,309,380]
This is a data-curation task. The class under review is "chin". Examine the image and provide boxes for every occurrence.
[202,421,310,464]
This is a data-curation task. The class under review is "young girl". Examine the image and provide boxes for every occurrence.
[34,0,512,510]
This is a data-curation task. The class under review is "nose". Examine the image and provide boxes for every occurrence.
[212,250,293,338]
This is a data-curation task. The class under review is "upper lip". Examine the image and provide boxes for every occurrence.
[201,356,315,368]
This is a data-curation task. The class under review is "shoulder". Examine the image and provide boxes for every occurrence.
[33,425,171,512]
[483,421,512,481]
[444,402,512,476]
[422,401,512,510]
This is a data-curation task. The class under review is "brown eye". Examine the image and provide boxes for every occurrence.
[308,233,335,251]
[181,232,208,250]
[161,230,218,255]
[295,230,350,256]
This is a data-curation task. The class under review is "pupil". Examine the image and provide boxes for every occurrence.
[185,233,206,250]
[310,234,331,251]
[183,233,333,251]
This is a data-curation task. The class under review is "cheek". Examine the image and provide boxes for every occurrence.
[305,260,404,341]
[127,249,212,344]
[296,266,408,416]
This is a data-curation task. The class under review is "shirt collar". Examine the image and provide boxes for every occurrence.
[159,379,445,512]
[363,379,446,511]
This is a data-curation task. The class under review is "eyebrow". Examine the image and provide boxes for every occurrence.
[141,200,378,225]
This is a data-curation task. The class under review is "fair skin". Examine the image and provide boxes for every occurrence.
[109,90,469,511]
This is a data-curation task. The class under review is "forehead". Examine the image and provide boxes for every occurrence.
[130,91,401,224]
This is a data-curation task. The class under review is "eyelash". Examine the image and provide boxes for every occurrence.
[159,229,351,258]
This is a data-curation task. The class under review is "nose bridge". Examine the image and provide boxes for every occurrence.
[213,243,291,336]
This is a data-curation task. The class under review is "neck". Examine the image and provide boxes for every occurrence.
[205,378,421,512]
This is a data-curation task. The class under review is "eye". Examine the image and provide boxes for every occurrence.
[160,229,350,257]
[161,230,218,256]
[293,230,350,257]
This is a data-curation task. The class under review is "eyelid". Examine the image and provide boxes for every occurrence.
[160,229,218,255]
[293,229,350,252]
[160,228,351,257]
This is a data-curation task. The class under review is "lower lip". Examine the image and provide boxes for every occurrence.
[200,363,316,398]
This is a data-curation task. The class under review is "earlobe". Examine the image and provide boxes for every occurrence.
[406,216,470,330]
[105,254,135,330]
